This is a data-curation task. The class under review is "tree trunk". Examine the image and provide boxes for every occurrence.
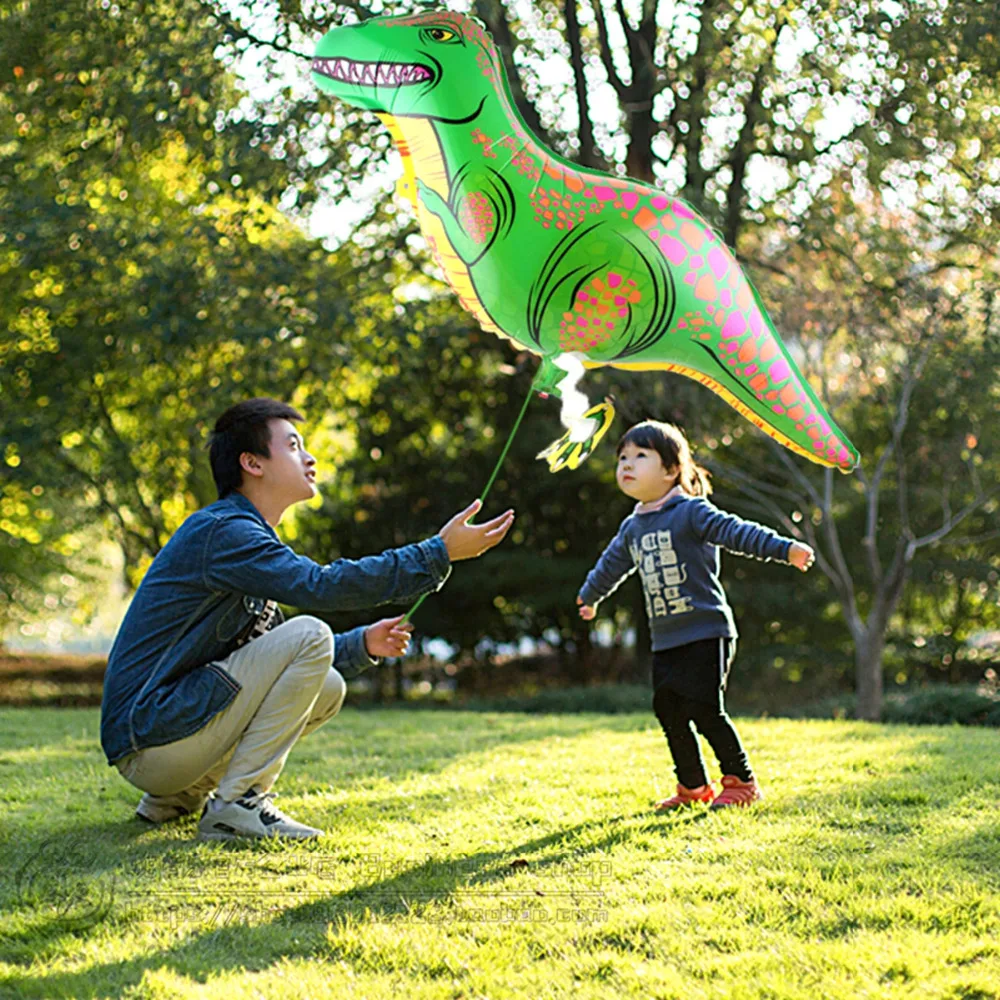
[855,629,886,721]
[563,0,604,170]
[625,104,656,183]
[678,3,717,212]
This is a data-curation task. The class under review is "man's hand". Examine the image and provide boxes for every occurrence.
[788,542,815,572]
[439,499,515,561]
[577,596,597,621]
[364,615,414,659]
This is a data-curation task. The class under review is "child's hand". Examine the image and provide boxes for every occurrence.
[364,615,414,659]
[788,542,815,572]
[577,596,597,620]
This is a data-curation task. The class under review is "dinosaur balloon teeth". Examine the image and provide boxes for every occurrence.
[311,57,432,87]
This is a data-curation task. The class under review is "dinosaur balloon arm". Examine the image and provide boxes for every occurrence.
[416,180,484,266]
[415,177,446,210]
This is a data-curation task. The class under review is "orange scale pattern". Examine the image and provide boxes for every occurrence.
[530,186,590,231]
[559,274,642,353]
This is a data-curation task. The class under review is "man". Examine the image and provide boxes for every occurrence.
[101,397,514,841]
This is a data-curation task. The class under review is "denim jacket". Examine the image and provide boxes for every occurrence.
[100,492,451,765]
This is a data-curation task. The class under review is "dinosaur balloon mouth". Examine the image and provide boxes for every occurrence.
[311,57,433,87]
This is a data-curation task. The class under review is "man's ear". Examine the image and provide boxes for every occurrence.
[240,452,265,479]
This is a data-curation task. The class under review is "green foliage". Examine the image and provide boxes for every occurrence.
[881,685,1000,727]
[793,684,1000,728]
[1,0,997,713]
[0,481,79,638]
[450,680,1000,727]
[0,0,409,586]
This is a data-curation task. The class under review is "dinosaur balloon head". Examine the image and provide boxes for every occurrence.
[312,11,503,123]
[312,11,861,473]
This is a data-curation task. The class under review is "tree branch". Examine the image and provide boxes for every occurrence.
[55,452,152,572]
[821,466,862,635]
[590,0,629,99]
[200,0,313,58]
[909,486,1000,555]
[939,528,1000,548]
[93,391,165,555]
[707,456,861,634]
[724,20,784,247]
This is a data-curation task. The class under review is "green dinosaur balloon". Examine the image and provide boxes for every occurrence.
[311,9,859,473]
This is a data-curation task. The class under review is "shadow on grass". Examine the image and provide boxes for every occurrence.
[1,804,711,997]
[0,707,650,825]
[4,722,1000,998]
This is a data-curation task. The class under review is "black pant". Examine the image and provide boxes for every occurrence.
[652,638,753,787]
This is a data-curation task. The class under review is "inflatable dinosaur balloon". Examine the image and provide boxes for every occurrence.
[311,9,859,473]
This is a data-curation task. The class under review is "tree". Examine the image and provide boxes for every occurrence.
[5,0,998,706]
[707,189,999,719]
[0,0,410,589]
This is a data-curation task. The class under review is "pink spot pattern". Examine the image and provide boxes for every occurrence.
[458,192,496,245]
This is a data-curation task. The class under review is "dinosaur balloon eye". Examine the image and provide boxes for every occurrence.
[424,26,457,42]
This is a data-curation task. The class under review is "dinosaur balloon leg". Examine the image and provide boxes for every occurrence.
[311,11,860,473]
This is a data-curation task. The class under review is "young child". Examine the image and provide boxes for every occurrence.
[576,420,814,810]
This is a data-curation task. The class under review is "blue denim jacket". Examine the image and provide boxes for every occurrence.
[100,492,451,765]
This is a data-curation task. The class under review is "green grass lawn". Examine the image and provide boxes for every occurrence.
[1,707,999,1000]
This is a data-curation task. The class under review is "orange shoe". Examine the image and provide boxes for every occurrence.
[710,775,763,809]
[655,782,715,810]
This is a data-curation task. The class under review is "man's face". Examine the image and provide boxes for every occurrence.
[252,419,318,503]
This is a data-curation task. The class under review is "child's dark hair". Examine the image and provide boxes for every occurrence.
[616,420,712,496]
[208,398,304,498]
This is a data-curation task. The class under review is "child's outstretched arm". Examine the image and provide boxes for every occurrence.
[689,497,812,570]
[577,521,636,619]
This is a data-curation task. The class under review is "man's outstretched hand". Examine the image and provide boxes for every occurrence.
[364,615,414,659]
[439,499,515,561]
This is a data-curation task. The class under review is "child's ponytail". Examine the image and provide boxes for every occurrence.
[681,456,713,498]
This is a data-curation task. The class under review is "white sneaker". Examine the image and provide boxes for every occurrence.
[197,788,323,841]
[136,790,210,824]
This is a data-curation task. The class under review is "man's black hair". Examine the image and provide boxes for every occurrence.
[208,398,304,498]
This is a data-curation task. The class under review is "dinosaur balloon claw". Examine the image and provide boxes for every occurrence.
[536,400,616,472]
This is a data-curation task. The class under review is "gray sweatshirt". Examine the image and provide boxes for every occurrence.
[578,492,793,652]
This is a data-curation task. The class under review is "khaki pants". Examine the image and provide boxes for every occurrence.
[116,616,345,802]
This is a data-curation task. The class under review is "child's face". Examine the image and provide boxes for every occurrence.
[616,441,677,503]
